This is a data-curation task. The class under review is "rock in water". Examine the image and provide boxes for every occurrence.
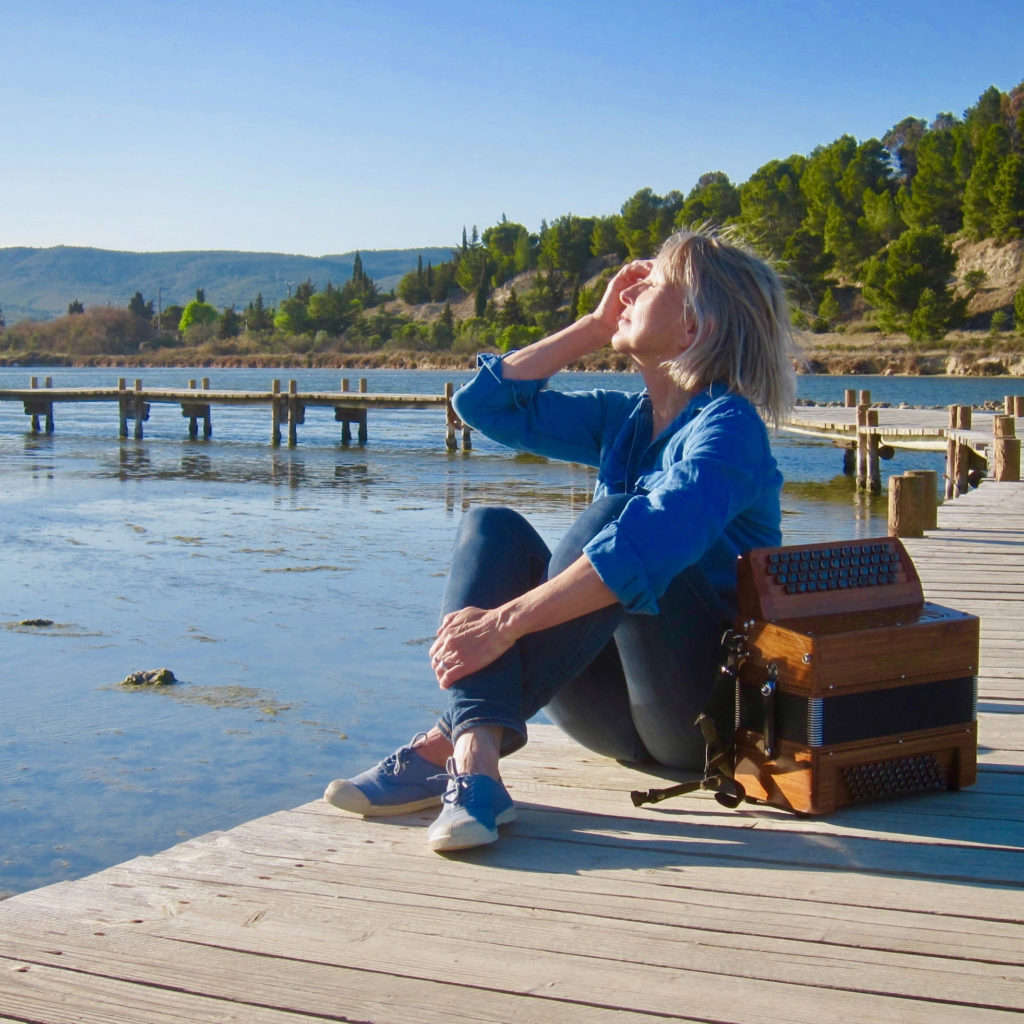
[121,668,177,687]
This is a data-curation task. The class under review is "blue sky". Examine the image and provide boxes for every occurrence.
[2,0,1021,256]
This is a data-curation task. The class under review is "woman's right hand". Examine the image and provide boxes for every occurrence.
[591,259,653,333]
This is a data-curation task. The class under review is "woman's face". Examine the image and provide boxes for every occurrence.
[611,263,693,360]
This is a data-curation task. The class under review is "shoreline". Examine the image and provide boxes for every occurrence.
[2,335,1024,378]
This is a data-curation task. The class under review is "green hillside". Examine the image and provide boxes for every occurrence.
[0,246,452,322]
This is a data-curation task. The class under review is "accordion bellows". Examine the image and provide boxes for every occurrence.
[732,538,978,814]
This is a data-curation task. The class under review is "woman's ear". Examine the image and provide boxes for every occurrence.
[678,314,700,352]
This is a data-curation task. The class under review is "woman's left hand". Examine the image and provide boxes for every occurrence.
[429,606,515,689]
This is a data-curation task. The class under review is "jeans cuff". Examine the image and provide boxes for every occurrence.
[440,716,528,757]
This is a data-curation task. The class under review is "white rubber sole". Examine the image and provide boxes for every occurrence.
[323,779,443,817]
[427,805,517,852]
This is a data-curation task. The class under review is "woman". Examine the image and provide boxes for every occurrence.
[325,225,798,852]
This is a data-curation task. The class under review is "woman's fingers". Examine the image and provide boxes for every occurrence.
[429,606,512,689]
[593,259,653,328]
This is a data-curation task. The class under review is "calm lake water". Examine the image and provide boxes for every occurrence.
[2,367,1021,897]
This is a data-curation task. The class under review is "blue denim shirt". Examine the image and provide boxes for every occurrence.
[452,353,783,616]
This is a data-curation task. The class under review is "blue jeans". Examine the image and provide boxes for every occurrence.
[435,497,732,770]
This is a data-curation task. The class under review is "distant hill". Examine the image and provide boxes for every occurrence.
[0,245,453,322]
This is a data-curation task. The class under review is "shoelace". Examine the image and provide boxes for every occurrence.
[380,731,429,776]
[441,757,472,806]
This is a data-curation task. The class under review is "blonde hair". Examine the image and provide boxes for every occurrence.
[654,226,800,426]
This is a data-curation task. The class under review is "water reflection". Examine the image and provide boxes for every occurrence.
[180,452,214,480]
[116,445,151,479]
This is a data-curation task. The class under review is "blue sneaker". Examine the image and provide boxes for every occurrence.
[427,759,516,852]
[324,733,447,816]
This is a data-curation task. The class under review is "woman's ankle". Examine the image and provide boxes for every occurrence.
[412,728,453,767]
[453,726,502,780]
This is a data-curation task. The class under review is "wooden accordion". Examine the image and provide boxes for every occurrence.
[731,537,978,814]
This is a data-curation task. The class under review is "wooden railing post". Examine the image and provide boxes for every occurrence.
[904,469,938,530]
[948,404,972,430]
[888,473,927,538]
[993,414,1021,482]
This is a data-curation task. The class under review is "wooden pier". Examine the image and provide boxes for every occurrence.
[0,376,473,449]
[0,482,1021,1022]
[786,389,1023,493]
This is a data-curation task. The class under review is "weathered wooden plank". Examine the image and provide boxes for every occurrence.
[4,890,1020,1024]
[0,934,678,1024]
[13,839,1019,970]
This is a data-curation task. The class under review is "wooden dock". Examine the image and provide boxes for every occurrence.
[0,484,1022,1023]
[0,377,472,448]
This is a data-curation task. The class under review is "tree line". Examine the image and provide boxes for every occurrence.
[3,81,1024,362]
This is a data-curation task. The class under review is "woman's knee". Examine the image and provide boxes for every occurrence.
[455,505,529,542]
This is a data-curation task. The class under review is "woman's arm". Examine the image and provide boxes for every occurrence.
[429,554,617,689]
[500,260,652,381]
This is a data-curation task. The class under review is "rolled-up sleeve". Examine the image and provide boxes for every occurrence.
[583,403,772,614]
[453,352,634,468]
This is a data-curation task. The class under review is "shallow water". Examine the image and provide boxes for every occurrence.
[1,368,1019,896]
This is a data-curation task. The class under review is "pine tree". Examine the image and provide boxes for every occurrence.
[991,153,1024,240]
[862,226,958,333]
[908,288,947,343]
[898,131,962,232]
[67,299,85,314]
[817,288,842,329]
[963,125,1011,238]
[500,286,526,326]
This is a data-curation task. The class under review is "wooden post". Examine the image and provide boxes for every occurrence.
[341,378,350,392]
[944,437,956,500]
[858,389,871,407]
[118,379,128,438]
[28,377,40,432]
[994,438,1021,482]
[271,379,281,446]
[357,408,368,444]
[359,378,368,394]
[866,408,881,493]
[1015,396,1024,417]
[948,404,972,430]
[904,470,938,530]
[287,379,299,447]
[42,376,54,431]
[993,414,1020,482]
[888,474,927,538]
[133,380,144,440]
[445,382,457,450]
[855,404,869,489]
[953,440,971,496]
[844,389,856,408]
